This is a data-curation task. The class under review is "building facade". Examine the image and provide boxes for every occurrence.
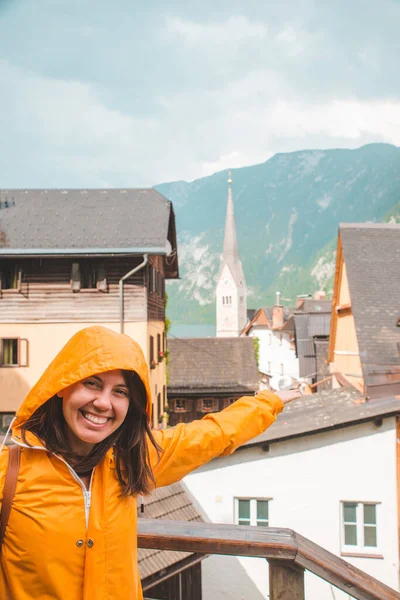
[0,189,179,430]
[167,337,259,426]
[183,388,400,599]
[242,297,299,388]
[329,223,400,398]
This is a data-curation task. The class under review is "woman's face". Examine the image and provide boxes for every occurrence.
[59,369,130,455]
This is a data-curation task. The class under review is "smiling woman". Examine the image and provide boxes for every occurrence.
[0,325,297,600]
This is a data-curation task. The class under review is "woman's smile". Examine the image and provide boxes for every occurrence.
[58,370,130,454]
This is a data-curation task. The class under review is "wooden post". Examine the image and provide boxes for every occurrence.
[269,560,305,600]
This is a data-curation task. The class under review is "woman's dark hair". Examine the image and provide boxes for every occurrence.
[21,370,162,496]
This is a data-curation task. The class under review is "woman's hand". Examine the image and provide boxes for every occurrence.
[274,389,302,405]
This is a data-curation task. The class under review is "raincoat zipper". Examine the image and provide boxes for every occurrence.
[11,438,94,528]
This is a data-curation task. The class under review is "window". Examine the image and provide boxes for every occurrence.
[1,265,22,291]
[71,263,106,292]
[269,333,272,345]
[157,334,161,362]
[268,361,272,373]
[341,502,378,551]
[1,338,28,367]
[199,398,219,413]
[157,393,162,422]
[172,399,192,413]
[279,334,283,346]
[163,332,167,353]
[236,498,269,527]
[222,297,225,305]
[280,364,284,376]
[149,335,155,368]
[223,398,236,409]
[0,413,15,434]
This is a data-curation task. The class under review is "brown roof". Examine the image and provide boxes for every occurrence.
[167,337,259,394]
[138,481,204,581]
[340,223,400,367]
[242,387,400,448]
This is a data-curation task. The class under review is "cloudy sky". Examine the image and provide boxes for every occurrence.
[1,0,399,187]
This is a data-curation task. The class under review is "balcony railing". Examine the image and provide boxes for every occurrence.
[138,519,400,600]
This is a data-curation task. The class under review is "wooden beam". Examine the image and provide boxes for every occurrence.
[137,519,400,600]
[294,532,400,600]
[269,560,305,600]
[138,518,296,560]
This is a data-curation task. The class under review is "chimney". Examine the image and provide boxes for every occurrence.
[272,291,284,329]
[314,290,326,300]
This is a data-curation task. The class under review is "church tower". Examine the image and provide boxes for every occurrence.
[216,172,247,337]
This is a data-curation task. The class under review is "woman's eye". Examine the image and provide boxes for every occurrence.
[84,380,98,387]
[115,388,128,397]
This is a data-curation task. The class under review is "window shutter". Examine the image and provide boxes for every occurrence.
[18,339,28,367]
[97,264,107,292]
[71,263,81,292]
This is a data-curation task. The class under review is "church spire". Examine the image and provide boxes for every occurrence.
[216,170,247,337]
[221,171,244,284]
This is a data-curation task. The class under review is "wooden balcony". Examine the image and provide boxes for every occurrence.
[138,518,400,600]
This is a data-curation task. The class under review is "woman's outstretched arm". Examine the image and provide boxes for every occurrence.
[149,389,300,488]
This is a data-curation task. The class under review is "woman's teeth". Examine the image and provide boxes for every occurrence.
[82,411,109,425]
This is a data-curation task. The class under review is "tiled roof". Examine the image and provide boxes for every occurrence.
[243,388,400,447]
[167,337,259,394]
[138,481,204,581]
[0,189,175,255]
[340,223,400,366]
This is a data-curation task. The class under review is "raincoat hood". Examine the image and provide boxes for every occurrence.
[13,326,152,433]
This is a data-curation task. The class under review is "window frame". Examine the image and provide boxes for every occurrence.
[0,338,28,367]
[199,398,219,413]
[0,412,15,434]
[234,497,271,527]
[0,265,22,293]
[70,262,107,293]
[340,501,381,557]
[172,399,192,413]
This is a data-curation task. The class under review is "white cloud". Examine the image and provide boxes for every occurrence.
[165,15,267,45]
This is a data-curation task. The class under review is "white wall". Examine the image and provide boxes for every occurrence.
[184,418,399,600]
[248,326,300,381]
[216,263,246,337]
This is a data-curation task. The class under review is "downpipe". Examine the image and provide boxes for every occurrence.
[119,254,149,333]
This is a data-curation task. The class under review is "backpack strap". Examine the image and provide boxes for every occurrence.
[0,445,21,552]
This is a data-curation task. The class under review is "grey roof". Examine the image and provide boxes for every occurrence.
[340,223,400,366]
[243,387,400,448]
[295,299,332,314]
[138,481,204,581]
[0,189,176,256]
[167,337,259,394]
[294,311,331,378]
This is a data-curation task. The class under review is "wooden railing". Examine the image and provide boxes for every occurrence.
[138,519,400,600]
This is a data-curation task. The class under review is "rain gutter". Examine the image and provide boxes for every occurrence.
[120,254,149,334]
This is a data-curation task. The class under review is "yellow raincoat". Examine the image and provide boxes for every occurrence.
[0,326,284,600]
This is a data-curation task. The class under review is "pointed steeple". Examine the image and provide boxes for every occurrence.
[216,171,247,337]
[220,171,245,285]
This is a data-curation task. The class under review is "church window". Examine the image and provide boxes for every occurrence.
[222,297,225,305]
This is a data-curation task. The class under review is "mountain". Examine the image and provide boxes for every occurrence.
[155,143,400,324]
